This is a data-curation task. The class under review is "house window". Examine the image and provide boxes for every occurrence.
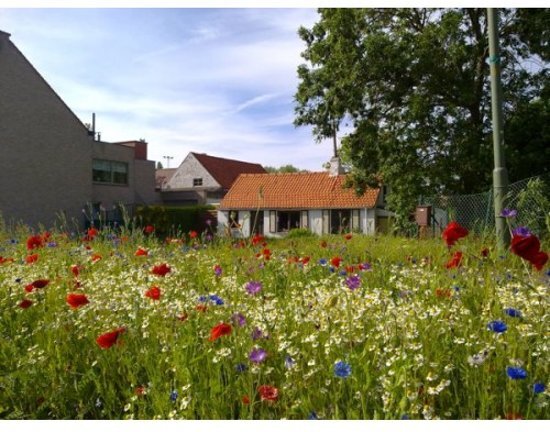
[193,178,203,187]
[229,211,240,228]
[330,209,351,234]
[93,159,128,185]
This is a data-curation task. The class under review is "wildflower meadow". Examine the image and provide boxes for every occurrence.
[0,217,548,420]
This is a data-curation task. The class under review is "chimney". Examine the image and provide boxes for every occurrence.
[328,156,344,177]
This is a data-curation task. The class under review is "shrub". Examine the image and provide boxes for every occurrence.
[135,205,216,236]
[286,228,317,238]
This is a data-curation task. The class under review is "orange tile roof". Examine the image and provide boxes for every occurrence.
[192,153,266,190]
[219,172,380,210]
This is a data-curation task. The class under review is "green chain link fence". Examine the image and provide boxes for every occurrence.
[420,174,550,238]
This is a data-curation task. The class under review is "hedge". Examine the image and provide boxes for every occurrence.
[135,205,216,237]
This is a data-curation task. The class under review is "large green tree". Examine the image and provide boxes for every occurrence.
[295,8,549,231]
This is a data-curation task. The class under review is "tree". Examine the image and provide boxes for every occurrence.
[295,8,549,231]
[156,161,164,169]
[264,164,307,173]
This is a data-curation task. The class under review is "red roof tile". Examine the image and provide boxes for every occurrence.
[192,153,266,190]
[219,172,380,210]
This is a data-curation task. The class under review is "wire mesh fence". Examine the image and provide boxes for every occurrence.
[420,174,550,237]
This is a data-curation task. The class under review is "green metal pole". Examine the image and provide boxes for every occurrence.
[487,8,509,250]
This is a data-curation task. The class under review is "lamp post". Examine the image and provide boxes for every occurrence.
[487,8,509,250]
[163,155,174,168]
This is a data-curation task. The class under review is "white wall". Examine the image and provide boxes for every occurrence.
[166,153,219,190]
[309,210,324,235]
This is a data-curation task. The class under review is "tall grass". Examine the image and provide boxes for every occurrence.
[0,228,547,419]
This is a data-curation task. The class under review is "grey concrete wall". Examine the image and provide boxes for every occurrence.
[91,141,135,208]
[0,32,92,229]
[166,153,219,189]
[134,159,161,205]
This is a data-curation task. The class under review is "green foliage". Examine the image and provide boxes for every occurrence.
[286,228,317,238]
[0,229,548,419]
[295,8,549,230]
[516,178,550,238]
[135,205,215,236]
[264,165,306,173]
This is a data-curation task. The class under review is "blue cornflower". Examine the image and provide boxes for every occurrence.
[345,275,361,290]
[9,239,18,244]
[47,242,57,248]
[501,208,517,218]
[338,270,347,276]
[209,294,224,305]
[198,295,207,303]
[401,414,410,420]
[284,355,296,369]
[487,320,507,333]
[504,308,522,318]
[334,361,351,378]
[308,411,318,420]
[235,363,247,373]
[318,258,328,266]
[533,382,545,394]
[170,390,178,402]
[506,366,527,380]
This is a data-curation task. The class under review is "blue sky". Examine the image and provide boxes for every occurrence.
[1,8,339,170]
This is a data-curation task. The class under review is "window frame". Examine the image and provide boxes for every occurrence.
[92,159,129,186]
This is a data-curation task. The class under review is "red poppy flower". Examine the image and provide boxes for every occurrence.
[26,254,39,264]
[262,248,272,260]
[27,235,43,250]
[135,247,148,257]
[189,230,198,239]
[208,322,232,342]
[435,288,452,298]
[331,256,342,268]
[445,251,463,269]
[300,256,310,265]
[96,327,125,349]
[134,386,146,396]
[145,286,161,300]
[178,312,189,322]
[84,227,99,242]
[152,263,171,277]
[511,234,549,271]
[71,264,80,278]
[242,395,250,405]
[344,233,353,240]
[251,234,265,246]
[195,304,207,313]
[32,279,49,289]
[91,254,102,263]
[320,240,328,248]
[0,256,14,264]
[66,293,89,309]
[442,222,468,247]
[143,225,155,234]
[257,385,279,402]
[18,299,33,309]
[504,412,523,420]
[481,247,489,258]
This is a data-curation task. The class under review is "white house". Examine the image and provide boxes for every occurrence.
[218,160,391,237]
[159,152,266,206]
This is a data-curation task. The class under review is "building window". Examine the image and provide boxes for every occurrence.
[330,209,351,234]
[193,178,203,187]
[229,211,240,228]
[93,159,128,185]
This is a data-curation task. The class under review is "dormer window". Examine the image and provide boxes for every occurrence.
[193,178,203,187]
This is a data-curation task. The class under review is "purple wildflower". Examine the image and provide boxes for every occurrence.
[249,348,267,364]
[512,226,532,237]
[251,327,264,340]
[213,265,222,277]
[345,275,361,290]
[501,208,517,218]
[231,313,246,327]
[245,280,262,295]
